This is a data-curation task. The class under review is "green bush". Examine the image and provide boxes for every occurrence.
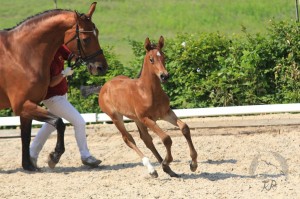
[128,20,300,109]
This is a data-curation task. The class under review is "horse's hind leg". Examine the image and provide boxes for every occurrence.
[135,121,161,177]
[111,114,157,177]
[20,117,36,171]
[162,109,198,172]
[20,101,65,170]
[141,117,179,177]
[45,113,65,169]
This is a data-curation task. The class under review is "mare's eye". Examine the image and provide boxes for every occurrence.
[150,56,154,64]
[82,37,91,45]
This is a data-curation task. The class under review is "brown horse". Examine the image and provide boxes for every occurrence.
[0,2,108,171]
[98,36,198,178]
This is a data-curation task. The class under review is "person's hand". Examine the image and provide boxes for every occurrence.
[61,67,74,77]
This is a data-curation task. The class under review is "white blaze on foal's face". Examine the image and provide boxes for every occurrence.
[157,51,161,57]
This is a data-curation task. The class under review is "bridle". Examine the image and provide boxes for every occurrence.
[65,23,103,69]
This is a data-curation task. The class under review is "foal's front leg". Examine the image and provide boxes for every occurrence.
[162,109,198,172]
[141,117,179,177]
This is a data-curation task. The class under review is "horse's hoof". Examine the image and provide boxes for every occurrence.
[190,161,198,172]
[170,172,180,178]
[22,163,40,172]
[149,170,158,178]
[47,154,57,169]
[23,165,35,171]
[162,165,180,178]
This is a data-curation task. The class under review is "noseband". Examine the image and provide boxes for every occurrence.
[65,23,103,69]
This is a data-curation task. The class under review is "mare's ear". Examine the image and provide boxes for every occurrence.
[74,11,80,22]
[158,36,164,49]
[87,2,97,18]
[144,37,152,51]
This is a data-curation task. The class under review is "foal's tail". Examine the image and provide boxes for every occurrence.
[80,85,102,98]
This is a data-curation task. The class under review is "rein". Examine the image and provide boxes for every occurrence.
[65,23,103,69]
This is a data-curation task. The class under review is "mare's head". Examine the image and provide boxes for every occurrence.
[64,2,108,76]
[144,36,169,83]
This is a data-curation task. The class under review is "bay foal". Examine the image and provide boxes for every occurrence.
[99,36,198,177]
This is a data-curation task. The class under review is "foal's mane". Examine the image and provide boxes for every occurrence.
[136,43,159,78]
[4,9,73,31]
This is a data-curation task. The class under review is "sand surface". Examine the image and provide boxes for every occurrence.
[0,113,299,199]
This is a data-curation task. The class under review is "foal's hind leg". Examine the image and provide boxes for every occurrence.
[141,117,179,177]
[111,114,157,176]
[162,109,198,172]
[135,121,162,177]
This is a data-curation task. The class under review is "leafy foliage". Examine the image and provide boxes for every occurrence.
[129,20,300,108]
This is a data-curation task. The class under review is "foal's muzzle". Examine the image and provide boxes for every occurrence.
[160,73,170,83]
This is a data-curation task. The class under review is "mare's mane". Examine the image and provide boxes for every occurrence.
[4,9,73,31]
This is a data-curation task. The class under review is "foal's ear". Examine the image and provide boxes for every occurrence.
[158,36,164,49]
[144,37,152,51]
[87,2,97,18]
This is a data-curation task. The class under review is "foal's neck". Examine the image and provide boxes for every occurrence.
[139,63,163,92]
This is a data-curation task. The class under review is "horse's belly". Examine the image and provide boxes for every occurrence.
[0,87,11,109]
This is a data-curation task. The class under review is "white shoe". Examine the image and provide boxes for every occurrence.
[81,156,101,167]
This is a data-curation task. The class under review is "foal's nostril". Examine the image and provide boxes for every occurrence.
[160,73,170,81]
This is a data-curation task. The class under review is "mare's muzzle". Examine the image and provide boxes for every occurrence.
[87,62,107,76]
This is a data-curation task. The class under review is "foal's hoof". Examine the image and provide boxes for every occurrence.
[162,165,180,178]
[149,170,158,178]
[190,161,198,172]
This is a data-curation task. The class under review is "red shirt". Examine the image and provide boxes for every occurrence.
[44,45,71,100]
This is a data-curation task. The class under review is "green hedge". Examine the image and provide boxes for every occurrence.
[1,20,300,116]
[134,20,300,108]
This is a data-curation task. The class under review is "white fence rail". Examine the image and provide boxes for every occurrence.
[1,103,300,127]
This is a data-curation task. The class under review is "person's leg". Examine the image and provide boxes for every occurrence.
[43,95,91,159]
[29,97,58,166]
[37,94,100,167]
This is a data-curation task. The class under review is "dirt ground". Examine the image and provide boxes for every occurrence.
[0,113,299,199]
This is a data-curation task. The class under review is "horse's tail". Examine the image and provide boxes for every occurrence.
[80,85,102,98]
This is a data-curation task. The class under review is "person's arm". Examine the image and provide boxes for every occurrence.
[49,67,74,87]
[49,73,65,87]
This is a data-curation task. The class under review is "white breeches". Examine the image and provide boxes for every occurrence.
[30,94,91,159]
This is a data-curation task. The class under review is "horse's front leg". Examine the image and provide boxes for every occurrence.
[20,117,36,171]
[141,117,179,177]
[20,100,65,170]
[162,109,198,172]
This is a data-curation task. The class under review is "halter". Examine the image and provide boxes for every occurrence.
[65,23,103,69]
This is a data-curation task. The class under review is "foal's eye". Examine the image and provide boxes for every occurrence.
[82,37,91,45]
[150,56,154,64]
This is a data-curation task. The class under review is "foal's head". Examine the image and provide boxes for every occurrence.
[144,36,169,83]
[64,2,108,76]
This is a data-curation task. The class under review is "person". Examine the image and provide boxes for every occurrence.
[30,45,101,168]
